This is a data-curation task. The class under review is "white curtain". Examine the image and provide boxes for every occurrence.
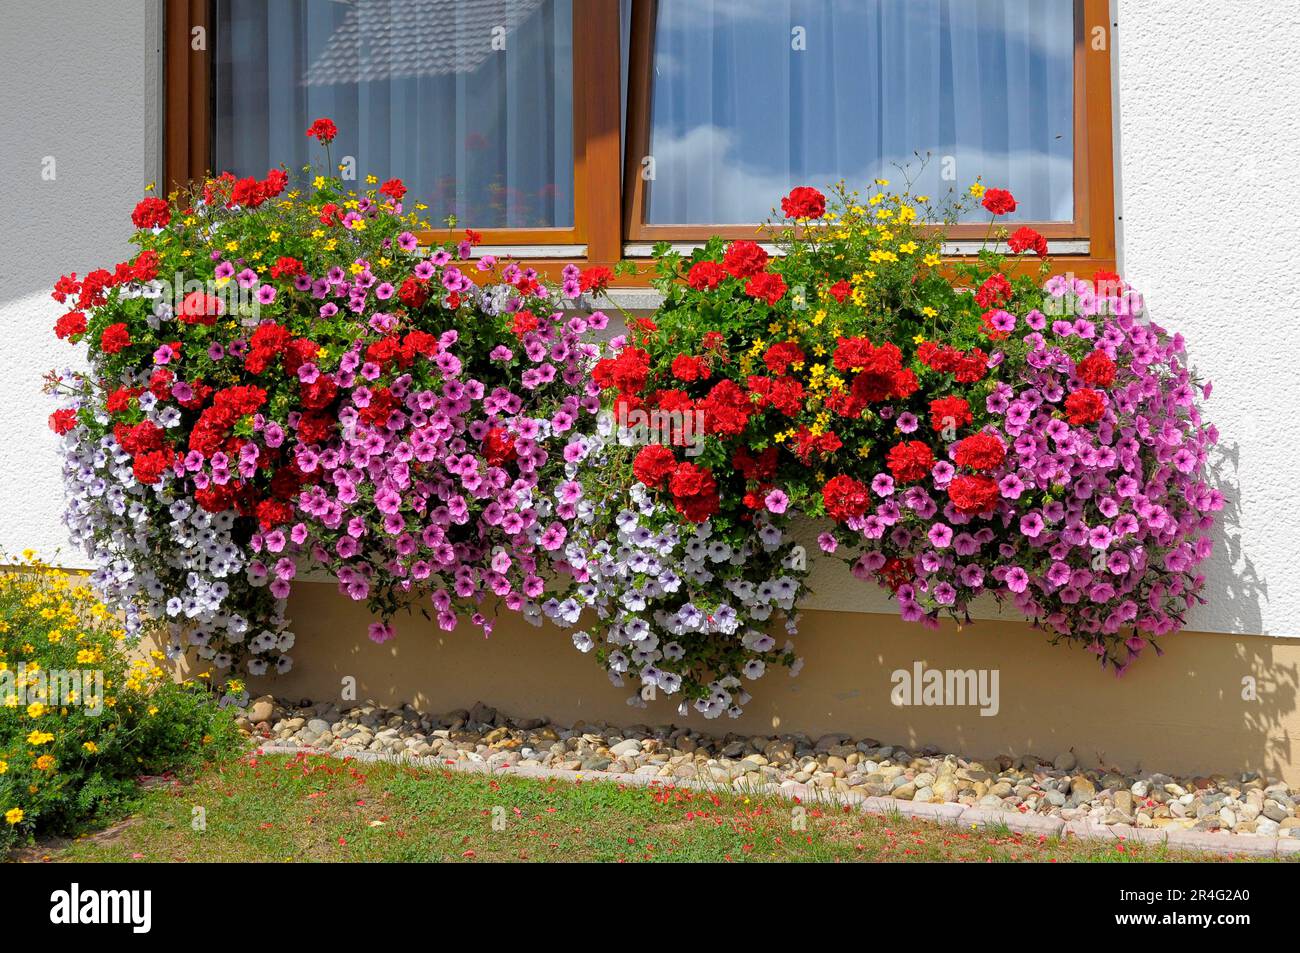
[646,0,1075,224]
[213,0,574,228]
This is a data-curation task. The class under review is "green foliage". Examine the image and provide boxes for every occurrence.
[0,556,241,851]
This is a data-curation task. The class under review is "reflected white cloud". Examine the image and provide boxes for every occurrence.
[647,123,1074,224]
[647,0,1075,224]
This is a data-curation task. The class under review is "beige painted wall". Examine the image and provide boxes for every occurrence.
[251,580,1300,784]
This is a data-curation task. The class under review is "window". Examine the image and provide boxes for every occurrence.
[637,0,1074,226]
[166,0,1115,276]
[213,0,576,229]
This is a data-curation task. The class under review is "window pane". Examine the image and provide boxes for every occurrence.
[213,0,574,229]
[645,0,1074,225]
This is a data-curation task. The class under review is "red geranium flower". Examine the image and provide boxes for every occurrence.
[886,440,935,484]
[981,188,1017,216]
[780,186,826,220]
[270,256,305,279]
[398,277,428,309]
[194,484,236,514]
[1007,226,1047,257]
[1075,350,1117,388]
[105,387,139,415]
[100,323,131,354]
[379,178,407,201]
[954,432,1006,471]
[356,387,398,427]
[929,395,972,433]
[299,376,338,411]
[48,408,77,434]
[132,448,175,486]
[1065,388,1106,425]
[948,474,1000,514]
[244,322,292,374]
[698,379,753,436]
[826,280,852,304]
[822,475,870,522]
[256,499,293,530]
[975,273,1012,309]
[1093,270,1124,296]
[593,347,651,395]
[481,427,518,467]
[54,311,87,340]
[130,250,161,282]
[687,260,727,291]
[131,197,171,230]
[747,375,804,416]
[744,271,787,306]
[579,266,613,293]
[670,353,709,382]
[306,117,338,143]
[763,341,805,375]
[179,290,224,325]
[297,412,334,445]
[633,444,677,488]
[52,273,80,304]
[722,240,769,279]
[668,461,719,523]
[511,309,539,337]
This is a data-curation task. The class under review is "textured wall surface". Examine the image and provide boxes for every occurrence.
[1,0,1297,637]
[1107,0,1300,635]
[0,0,158,561]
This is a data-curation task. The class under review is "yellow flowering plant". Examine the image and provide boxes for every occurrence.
[0,554,240,850]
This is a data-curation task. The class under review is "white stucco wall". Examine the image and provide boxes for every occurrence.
[0,0,160,563]
[1106,0,1300,636]
[0,0,1295,636]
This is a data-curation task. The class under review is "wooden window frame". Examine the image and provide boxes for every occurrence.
[623,0,1115,267]
[164,0,623,254]
[165,0,1115,282]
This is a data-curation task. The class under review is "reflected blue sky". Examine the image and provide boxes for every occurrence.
[646,0,1075,224]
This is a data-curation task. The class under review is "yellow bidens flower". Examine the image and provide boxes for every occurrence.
[969,182,986,198]
[0,760,7,775]
[82,741,98,754]
[26,702,45,718]
[26,730,54,746]
[5,808,23,825]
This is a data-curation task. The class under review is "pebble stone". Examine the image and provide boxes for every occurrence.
[237,695,1300,837]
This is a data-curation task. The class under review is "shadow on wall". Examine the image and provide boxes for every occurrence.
[1203,432,1268,633]
[1202,431,1294,771]
[249,580,1300,783]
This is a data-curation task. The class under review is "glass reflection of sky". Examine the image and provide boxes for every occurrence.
[646,0,1074,225]
[214,0,575,229]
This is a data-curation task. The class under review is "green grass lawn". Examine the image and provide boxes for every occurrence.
[16,752,1281,863]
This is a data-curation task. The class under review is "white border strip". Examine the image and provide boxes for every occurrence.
[624,240,1091,258]
[471,244,587,259]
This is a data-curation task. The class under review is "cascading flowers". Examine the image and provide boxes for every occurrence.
[592,178,1219,678]
[46,123,1221,713]
[47,121,609,675]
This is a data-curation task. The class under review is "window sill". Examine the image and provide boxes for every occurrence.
[622,239,1091,258]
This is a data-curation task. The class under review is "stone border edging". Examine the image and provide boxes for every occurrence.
[255,743,1300,859]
